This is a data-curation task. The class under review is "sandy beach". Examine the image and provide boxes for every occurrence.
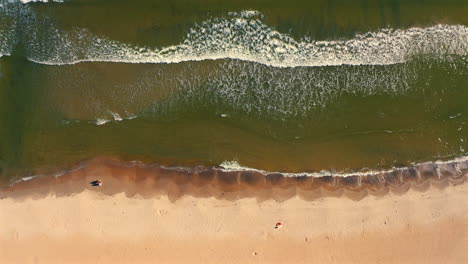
[1,1,467,263]
[1,160,468,264]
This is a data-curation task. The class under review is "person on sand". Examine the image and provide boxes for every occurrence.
[91,180,102,186]
[275,222,283,229]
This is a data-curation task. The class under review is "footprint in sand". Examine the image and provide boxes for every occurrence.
[158,209,168,216]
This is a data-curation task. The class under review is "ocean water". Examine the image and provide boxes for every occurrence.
[0,0,467,183]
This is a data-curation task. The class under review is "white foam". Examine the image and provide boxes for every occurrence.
[20,176,35,181]
[11,175,37,186]
[30,23,468,67]
[228,10,263,18]
[0,1,17,58]
[219,160,343,177]
[10,162,87,186]
[219,155,468,178]
[50,51,464,120]
[90,112,136,126]
[95,119,110,125]
[19,0,63,3]
[2,4,466,67]
[147,58,445,117]
[111,112,123,121]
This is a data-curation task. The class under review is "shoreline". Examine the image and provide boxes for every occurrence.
[2,156,467,202]
[1,157,468,263]
[1,170,467,263]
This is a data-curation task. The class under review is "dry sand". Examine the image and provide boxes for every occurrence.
[1,171,468,264]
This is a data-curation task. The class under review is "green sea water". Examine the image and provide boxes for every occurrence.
[0,0,467,182]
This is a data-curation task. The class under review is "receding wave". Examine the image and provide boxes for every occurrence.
[1,1,467,66]
[45,56,464,123]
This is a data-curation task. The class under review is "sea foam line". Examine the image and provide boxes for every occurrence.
[7,155,467,188]
[10,162,86,186]
[218,155,468,178]
[26,23,468,68]
[92,112,136,126]
[19,0,63,3]
[1,2,467,67]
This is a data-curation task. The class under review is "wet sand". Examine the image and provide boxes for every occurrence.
[1,158,468,263]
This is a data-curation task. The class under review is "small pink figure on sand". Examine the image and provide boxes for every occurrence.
[97,180,102,186]
[275,222,283,229]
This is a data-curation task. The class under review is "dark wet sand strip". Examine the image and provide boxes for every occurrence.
[2,157,467,201]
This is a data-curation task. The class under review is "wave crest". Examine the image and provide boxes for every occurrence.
[1,2,467,66]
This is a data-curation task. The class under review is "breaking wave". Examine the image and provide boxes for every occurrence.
[0,1,467,67]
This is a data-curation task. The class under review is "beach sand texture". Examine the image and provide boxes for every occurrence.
[1,162,467,264]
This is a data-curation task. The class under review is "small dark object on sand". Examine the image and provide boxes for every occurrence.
[90,180,102,186]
